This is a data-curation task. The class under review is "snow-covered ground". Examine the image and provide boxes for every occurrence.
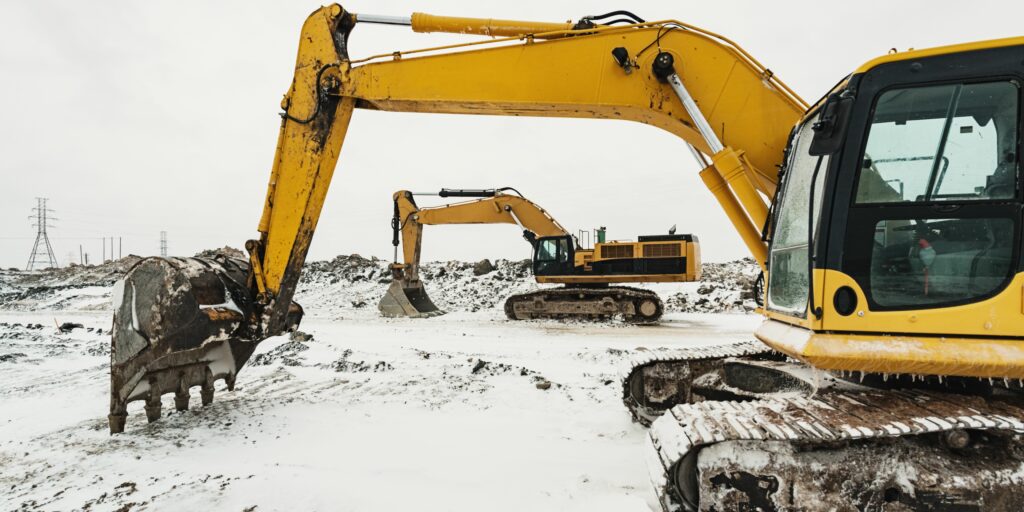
[0,258,760,512]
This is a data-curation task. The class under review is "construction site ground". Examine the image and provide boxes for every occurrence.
[0,257,758,511]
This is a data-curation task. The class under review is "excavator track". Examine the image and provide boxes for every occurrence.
[621,341,780,426]
[647,389,1024,511]
[504,285,663,323]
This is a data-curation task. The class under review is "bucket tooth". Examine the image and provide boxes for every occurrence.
[201,368,215,406]
[174,376,190,412]
[378,279,445,318]
[108,412,127,434]
[144,382,162,423]
[201,386,215,406]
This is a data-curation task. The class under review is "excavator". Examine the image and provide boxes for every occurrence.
[378,187,700,321]
[108,4,1024,510]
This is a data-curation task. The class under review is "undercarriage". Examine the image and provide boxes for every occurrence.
[504,285,663,323]
[623,342,1024,511]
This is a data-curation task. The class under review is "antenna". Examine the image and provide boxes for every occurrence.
[160,231,168,257]
[26,197,58,270]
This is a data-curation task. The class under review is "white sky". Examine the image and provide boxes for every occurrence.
[1,1,1021,269]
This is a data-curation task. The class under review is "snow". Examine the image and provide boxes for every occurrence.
[0,256,760,511]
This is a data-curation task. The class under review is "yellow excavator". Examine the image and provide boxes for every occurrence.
[109,5,1024,510]
[378,187,700,321]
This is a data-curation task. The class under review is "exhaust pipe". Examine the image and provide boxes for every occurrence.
[108,256,301,433]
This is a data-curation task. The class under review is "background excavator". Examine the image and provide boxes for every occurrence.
[108,4,1024,510]
[379,187,700,321]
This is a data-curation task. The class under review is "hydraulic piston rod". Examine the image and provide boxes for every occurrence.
[356,11,578,38]
[652,52,769,265]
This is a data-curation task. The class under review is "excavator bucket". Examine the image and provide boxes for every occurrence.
[107,256,301,434]
[378,279,444,318]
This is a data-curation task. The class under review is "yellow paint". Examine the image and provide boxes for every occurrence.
[410,12,574,38]
[756,317,1024,379]
[341,21,805,199]
[698,165,767,268]
[757,270,1024,378]
[257,6,355,305]
[711,147,771,229]
[820,269,1024,338]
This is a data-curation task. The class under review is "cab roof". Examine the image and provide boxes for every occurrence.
[854,36,1024,74]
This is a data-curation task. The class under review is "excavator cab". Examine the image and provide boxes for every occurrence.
[532,235,575,277]
[757,46,1024,377]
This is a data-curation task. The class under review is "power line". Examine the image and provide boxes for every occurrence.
[26,197,58,270]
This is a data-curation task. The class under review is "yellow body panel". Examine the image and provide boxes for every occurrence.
[341,26,803,195]
[756,318,1024,380]
[543,238,701,283]
[760,269,1024,379]
[821,270,1024,338]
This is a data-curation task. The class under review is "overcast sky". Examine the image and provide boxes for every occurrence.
[1,1,1021,269]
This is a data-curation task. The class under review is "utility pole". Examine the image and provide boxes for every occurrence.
[160,231,168,257]
[26,197,58,270]
[79,245,84,265]
[119,237,122,259]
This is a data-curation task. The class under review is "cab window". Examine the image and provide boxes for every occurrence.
[845,80,1020,309]
[537,239,558,261]
[856,81,1018,203]
[767,114,829,316]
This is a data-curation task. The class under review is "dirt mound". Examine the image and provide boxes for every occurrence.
[664,258,760,313]
[194,246,245,260]
[0,251,760,316]
[0,256,143,311]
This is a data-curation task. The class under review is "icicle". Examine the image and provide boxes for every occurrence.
[859,371,865,383]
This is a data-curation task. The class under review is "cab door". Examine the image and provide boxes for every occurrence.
[765,112,830,328]
[533,235,575,277]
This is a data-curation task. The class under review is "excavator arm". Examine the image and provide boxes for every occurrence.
[109,4,806,432]
[393,188,568,279]
[253,5,808,313]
